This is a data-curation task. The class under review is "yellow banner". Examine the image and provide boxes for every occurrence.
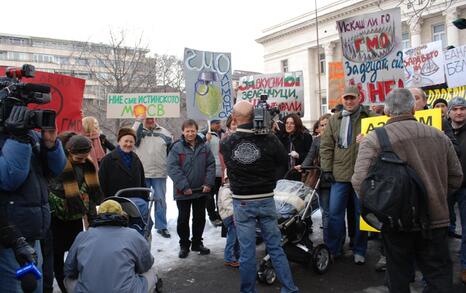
[359,108,442,232]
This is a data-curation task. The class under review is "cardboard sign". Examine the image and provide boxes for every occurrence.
[337,8,405,105]
[183,48,233,120]
[106,93,180,118]
[328,62,346,109]
[236,71,304,116]
[404,41,445,88]
[444,45,466,88]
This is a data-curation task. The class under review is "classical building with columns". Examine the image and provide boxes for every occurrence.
[256,0,466,125]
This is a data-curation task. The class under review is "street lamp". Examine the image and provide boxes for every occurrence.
[453,18,466,30]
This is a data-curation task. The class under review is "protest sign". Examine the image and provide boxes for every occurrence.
[236,71,304,116]
[0,68,85,133]
[337,8,404,105]
[424,84,466,106]
[444,45,466,88]
[327,62,346,109]
[106,93,180,118]
[359,108,442,232]
[183,48,233,120]
[404,41,445,88]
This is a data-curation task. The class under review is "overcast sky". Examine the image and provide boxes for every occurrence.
[2,0,319,73]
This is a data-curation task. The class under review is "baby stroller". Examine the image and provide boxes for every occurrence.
[101,187,163,292]
[257,167,330,285]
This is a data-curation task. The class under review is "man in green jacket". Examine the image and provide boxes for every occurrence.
[320,85,372,264]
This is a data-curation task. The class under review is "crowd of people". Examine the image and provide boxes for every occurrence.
[0,85,465,293]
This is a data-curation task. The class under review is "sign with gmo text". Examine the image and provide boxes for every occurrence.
[106,93,180,118]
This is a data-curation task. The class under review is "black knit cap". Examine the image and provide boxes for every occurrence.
[432,98,448,108]
[66,135,92,154]
[117,127,136,142]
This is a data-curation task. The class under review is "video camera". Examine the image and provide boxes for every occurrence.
[253,94,280,135]
[0,64,56,133]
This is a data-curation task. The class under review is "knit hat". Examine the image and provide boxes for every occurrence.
[98,200,124,215]
[66,135,92,154]
[449,97,466,111]
[432,98,448,108]
[117,127,136,142]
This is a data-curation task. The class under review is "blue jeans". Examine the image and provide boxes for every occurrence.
[318,187,330,245]
[455,187,466,269]
[146,178,167,230]
[233,198,299,293]
[328,182,367,257]
[223,216,240,263]
[0,240,43,293]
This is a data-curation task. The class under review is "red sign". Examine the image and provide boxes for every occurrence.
[0,68,85,133]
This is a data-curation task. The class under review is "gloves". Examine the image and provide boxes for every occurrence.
[321,172,335,185]
[5,106,30,143]
[13,237,37,265]
[289,151,299,159]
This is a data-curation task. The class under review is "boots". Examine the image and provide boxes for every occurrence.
[191,243,210,255]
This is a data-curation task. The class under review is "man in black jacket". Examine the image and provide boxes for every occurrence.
[220,101,298,293]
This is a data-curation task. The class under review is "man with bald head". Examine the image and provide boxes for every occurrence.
[221,101,299,293]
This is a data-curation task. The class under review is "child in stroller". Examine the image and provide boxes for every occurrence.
[257,167,330,285]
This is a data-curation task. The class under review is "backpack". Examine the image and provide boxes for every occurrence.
[360,127,431,236]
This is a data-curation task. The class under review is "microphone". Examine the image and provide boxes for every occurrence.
[16,262,41,293]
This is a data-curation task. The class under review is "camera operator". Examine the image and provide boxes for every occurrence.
[220,101,299,293]
[0,105,66,292]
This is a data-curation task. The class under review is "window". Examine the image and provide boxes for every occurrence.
[402,31,411,49]
[281,59,288,73]
[321,96,328,114]
[33,54,56,63]
[432,23,446,47]
[319,53,326,74]
[7,52,30,61]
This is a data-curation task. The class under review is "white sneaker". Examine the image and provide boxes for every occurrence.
[354,254,365,265]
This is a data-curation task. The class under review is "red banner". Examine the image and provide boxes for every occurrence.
[0,68,85,133]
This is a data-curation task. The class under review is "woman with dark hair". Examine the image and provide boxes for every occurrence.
[277,113,312,181]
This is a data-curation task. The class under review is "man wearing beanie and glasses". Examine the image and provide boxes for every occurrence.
[64,200,159,293]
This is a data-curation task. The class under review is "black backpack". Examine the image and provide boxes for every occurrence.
[360,127,431,236]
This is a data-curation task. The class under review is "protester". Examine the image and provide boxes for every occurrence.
[167,119,215,258]
[320,85,372,264]
[0,106,66,292]
[200,119,225,227]
[433,98,449,118]
[220,101,299,293]
[448,97,466,283]
[63,200,158,293]
[133,116,173,238]
[277,113,312,181]
[81,116,107,168]
[352,88,463,292]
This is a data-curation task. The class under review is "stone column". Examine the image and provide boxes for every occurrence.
[324,42,336,114]
[410,17,423,48]
[444,7,459,47]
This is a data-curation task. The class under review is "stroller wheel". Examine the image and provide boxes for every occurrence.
[311,244,330,274]
[264,268,276,285]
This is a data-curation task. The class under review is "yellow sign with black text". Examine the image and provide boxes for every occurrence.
[359,108,442,232]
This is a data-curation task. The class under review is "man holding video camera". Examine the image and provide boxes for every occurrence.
[220,100,298,293]
[0,105,66,293]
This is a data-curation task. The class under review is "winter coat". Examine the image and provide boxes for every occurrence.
[0,132,66,241]
[98,148,147,200]
[64,225,153,293]
[199,128,225,178]
[220,124,288,200]
[320,106,374,182]
[452,122,466,187]
[133,121,172,178]
[277,131,312,168]
[167,135,215,201]
[218,183,233,220]
[352,115,463,229]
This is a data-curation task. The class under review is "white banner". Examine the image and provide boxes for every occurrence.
[444,45,466,88]
[404,41,445,88]
[106,93,180,118]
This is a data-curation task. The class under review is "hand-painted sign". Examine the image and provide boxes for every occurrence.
[236,71,304,116]
[183,48,233,120]
[424,84,466,106]
[404,41,445,88]
[106,93,180,118]
[328,62,346,109]
[444,45,466,88]
[337,8,404,105]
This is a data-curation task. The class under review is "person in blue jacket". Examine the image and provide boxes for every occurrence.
[167,119,215,259]
[0,106,66,293]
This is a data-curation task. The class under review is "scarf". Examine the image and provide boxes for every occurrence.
[86,130,106,169]
[338,107,361,149]
[117,146,133,170]
[63,155,103,215]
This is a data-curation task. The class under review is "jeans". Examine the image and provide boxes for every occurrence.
[223,216,240,262]
[382,228,452,293]
[0,240,43,293]
[176,196,207,248]
[146,178,167,231]
[233,198,298,293]
[455,187,466,270]
[318,187,330,244]
[328,182,367,256]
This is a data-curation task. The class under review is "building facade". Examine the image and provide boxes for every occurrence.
[256,0,466,124]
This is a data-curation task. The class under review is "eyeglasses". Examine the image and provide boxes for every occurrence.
[343,95,357,100]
